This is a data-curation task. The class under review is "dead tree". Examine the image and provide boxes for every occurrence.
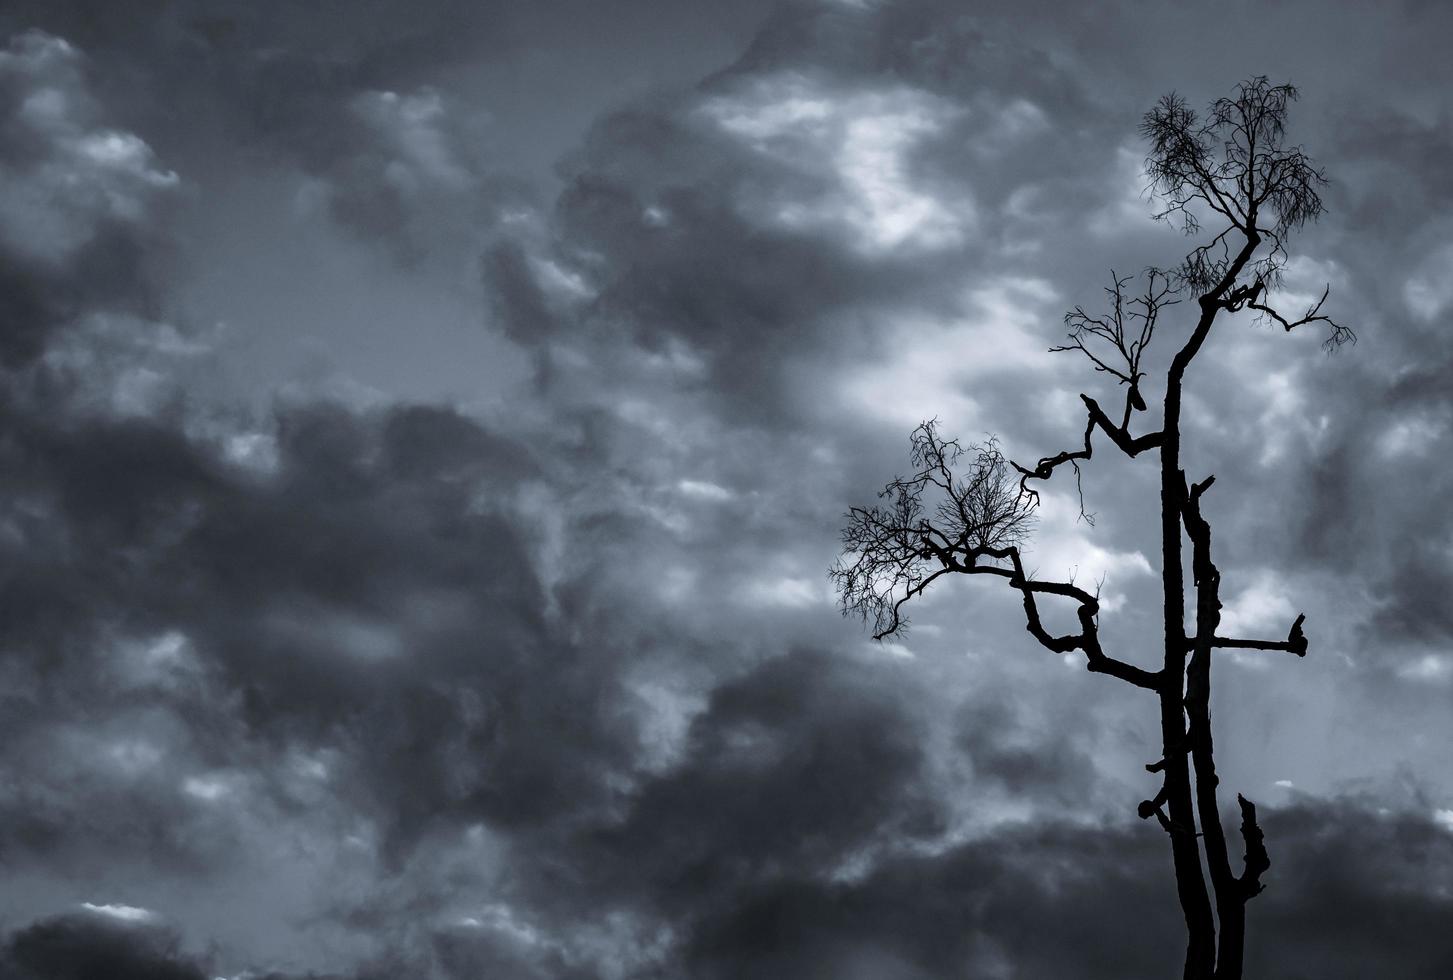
[832,78,1351,980]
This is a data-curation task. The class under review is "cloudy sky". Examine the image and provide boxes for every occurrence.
[0,1,1451,977]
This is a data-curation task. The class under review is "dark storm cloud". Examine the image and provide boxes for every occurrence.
[2,800,1450,980]
[311,643,1119,974]
[0,910,207,980]
[1292,350,1453,651]
[0,0,1450,977]
[0,393,659,866]
[0,32,681,886]
[955,693,1102,804]
[0,0,781,266]
[0,0,499,156]
[582,650,944,903]
[670,798,1453,980]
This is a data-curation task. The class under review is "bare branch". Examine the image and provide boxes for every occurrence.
[1053,269,1178,424]
[832,425,1161,692]
[1009,267,1177,519]
[1012,394,1163,517]
[1247,285,1356,350]
[1210,613,1308,657]
[1143,78,1331,296]
[831,423,1035,638]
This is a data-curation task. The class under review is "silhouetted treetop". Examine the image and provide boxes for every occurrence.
[1141,78,1353,350]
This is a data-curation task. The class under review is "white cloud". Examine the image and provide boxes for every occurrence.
[878,640,916,660]
[1218,570,1297,637]
[738,574,825,610]
[1022,491,1154,612]
[81,902,157,923]
[352,88,472,191]
[701,74,973,255]
[840,276,1060,429]
[1404,243,1453,320]
[106,738,164,773]
[183,774,235,802]
[625,673,707,773]
[1396,654,1452,684]
[114,630,203,691]
[1378,411,1448,458]
[677,479,734,502]
[223,432,282,475]
[0,31,177,263]
[1088,145,1155,237]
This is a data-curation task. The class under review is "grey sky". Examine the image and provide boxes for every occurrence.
[0,1,1450,977]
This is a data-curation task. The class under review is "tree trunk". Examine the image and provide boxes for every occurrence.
[1160,378,1217,980]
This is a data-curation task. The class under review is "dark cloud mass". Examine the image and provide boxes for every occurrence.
[0,1,1451,977]
[0,911,207,980]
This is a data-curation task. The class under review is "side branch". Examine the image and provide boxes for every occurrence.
[953,544,1164,692]
[1210,613,1308,657]
[831,426,1161,693]
[1247,285,1355,350]
[1012,393,1163,511]
[1236,794,1271,897]
[1217,277,1355,352]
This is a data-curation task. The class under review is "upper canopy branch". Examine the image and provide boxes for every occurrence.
[1142,78,1331,297]
[1013,268,1172,518]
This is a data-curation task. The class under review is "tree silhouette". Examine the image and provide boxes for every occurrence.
[832,78,1351,980]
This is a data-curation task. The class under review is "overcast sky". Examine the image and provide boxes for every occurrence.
[0,1,1450,977]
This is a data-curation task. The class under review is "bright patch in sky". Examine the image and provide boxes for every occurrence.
[183,774,234,802]
[0,32,176,261]
[81,902,156,922]
[701,74,971,254]
[223,432,282,474]
[1025,492,1154,612]
[841,276,1060,428]
[1218,571,1298,637]
[738,573,823,609]
[1404,243,1453,320]
[1378,411,1447,457]
[353,88,471,190]
[1396,654,1451,683]
[677,478,734,501]
[1087,145,1156,237]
